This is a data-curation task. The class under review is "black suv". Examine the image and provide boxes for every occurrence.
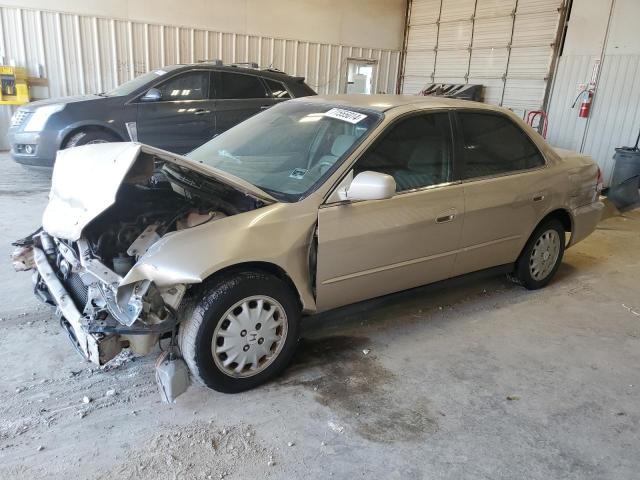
[8,63,316,166]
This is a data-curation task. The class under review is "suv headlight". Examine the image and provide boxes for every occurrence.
[24,104,65,132]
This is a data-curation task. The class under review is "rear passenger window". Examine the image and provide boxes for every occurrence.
[354,113,453,191]
[458,112,545,179]
[263,79,291,99]
[216,72,268,99]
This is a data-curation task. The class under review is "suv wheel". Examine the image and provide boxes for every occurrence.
[179,270,301,393]
[64,130,119,148]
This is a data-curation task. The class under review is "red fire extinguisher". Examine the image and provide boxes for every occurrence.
[572,88,594,118]
[579,90,593,118]
[572,60,600,119]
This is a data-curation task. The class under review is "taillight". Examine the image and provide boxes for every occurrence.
[596,167,604,193]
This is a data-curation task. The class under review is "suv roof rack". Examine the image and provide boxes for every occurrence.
[196,60,262,69]
[229,62,260,69]
[193,60,300,78]
[197,59,223,66]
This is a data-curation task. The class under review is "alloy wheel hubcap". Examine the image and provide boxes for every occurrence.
[212,295,288,378]
[529,229,561,280]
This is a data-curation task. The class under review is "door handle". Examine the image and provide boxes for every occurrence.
[193,108,209,115]
[532,194,545,202]
[260,105,272,110]
[436,210,456,223]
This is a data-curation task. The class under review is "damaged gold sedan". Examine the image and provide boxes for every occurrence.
[12,95,604,395]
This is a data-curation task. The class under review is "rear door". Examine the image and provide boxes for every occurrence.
[453,110,552,276]
[212,71,276,135]
[136,69,215,153]
[316,111,465,311]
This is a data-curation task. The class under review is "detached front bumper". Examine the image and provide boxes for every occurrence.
[31,246,121,364]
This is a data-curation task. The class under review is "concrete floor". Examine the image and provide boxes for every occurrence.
[0,152,639,479]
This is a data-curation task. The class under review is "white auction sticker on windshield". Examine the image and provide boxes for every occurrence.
[324,108,367,124]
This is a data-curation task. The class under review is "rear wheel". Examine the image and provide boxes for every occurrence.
[179,270,300,393]
[511,219,565,290]
[64,129,119,148]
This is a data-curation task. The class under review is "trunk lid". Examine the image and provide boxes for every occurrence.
[43,142,276,241]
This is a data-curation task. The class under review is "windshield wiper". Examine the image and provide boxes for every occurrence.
[253,185,290,202]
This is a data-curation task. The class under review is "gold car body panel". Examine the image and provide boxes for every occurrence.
[120,201,319,313]
[316,183,465,311]
[452,166,561,276]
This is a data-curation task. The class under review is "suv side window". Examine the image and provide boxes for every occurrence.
[457,112,545,179]
[263,78,291,99]
[156,71,210,101]
[215,72,268,99]
[353,113,453,192]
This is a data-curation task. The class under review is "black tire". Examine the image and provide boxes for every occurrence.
[511,218,565,290]
[64,129,120,149]
[179,270,301,393]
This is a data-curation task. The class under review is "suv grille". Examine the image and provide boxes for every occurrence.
[10,109,29,127]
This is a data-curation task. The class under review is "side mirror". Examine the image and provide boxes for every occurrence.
[345,171,396,201]
[141,87,161,102]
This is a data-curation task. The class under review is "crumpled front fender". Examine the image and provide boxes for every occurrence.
[118,203,318,313]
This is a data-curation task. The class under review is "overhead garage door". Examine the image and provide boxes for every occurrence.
[401,0,565,115]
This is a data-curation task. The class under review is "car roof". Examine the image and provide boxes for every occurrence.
[290,94,495,112]
[165,63,303,82]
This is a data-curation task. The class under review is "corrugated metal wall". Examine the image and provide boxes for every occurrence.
[546,55,597,152]
[401,0,564,116]
[547,54,640,186]
[0,5,402,149]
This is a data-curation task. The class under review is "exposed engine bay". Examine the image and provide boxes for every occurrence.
[81,163,256,280]
[12,144,268,366]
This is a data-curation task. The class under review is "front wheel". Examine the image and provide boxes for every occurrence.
[511,218,565,290]
[64,130,119,148]
[179,270,300,393]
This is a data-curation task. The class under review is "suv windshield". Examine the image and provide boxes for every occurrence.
[187,102,382,200]
[104,67,181,97]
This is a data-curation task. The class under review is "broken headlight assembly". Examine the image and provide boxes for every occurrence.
[106,279,184,332]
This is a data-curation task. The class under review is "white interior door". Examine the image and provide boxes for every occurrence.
[345,60,378,94]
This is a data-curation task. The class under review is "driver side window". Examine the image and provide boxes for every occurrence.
[353,112,453,192]
[156,71,210,101]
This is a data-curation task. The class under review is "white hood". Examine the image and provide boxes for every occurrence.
[43,142,275,241]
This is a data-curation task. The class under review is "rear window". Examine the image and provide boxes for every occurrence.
[263,78,291,99]
[215,72,268,99]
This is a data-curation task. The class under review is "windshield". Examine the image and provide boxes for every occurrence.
[187,102,382,200]
[104,67,180,97]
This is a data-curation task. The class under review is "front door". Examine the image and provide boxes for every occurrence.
[315,111,465,311]
[136,70,215,154]
[213,71,278,135]
[452,111,552,275]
